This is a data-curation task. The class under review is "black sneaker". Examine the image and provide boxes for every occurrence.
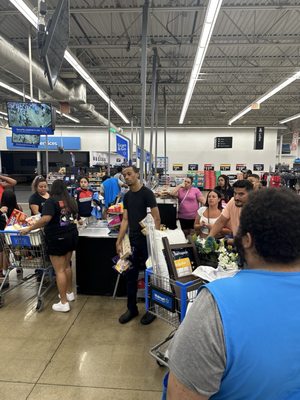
[140,311,156,325]
[119,309,139,324]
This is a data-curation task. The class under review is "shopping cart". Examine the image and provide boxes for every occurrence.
[0,229,55,311]
[145,267,204,366]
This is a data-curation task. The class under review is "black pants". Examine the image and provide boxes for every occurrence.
[127,237,148,312]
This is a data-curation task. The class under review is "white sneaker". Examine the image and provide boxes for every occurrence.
[59,292,75,302]
[52,301,70,312]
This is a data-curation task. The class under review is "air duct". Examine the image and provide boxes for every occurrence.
[0,33,117,128]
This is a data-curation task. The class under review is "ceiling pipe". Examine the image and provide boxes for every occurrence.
[0,33,117,129]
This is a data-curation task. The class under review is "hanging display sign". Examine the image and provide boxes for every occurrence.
[146,151,151,163]
[204,164,214,171]
[136,146,141,159]
[6,136,80,150]
[282,143,291,154]
[188,164,198,171]
[214,137,233,149]
[254,127,264,150]
[236,164,247,171]
[253,164,264,171]
[156,157,168,170]
[220,164,231,171]
[291,131,299,151]
[116,134,129,160]
[173,164,183,171]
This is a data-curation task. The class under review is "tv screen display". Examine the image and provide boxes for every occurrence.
[41,0,70,90]
[6,102,55,131]
[12,132,40,147]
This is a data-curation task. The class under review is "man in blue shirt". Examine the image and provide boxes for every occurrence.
[168,188,300,400]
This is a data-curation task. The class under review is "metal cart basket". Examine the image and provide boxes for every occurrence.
[0,229,55,311]
[145,267,204,366]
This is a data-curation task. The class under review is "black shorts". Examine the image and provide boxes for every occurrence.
[46,228,78,256]
[179,218,195,230]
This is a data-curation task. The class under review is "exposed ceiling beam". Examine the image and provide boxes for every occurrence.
[0,4,299,16]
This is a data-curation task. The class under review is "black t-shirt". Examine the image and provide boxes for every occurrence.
[123,185,157,241]
[29,192,48,214]
[42,197,77,236]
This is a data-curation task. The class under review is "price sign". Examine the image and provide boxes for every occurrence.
[188,164,198,171]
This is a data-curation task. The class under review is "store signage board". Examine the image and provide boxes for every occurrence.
[236,164,247,171]
[204,164,214,171]
[116,134,129,160]
[12,126,54,135]
[254,127,264,150]
[220,164,231,171]
[146,151,151,163]
[173,164,183,171]
[156,156,168,170]
[188,163,198,171]
[6,136,80,150]
[137,147,141,159]
[214,137,233,149]
[253,164,264,171]
[282,143,291,154]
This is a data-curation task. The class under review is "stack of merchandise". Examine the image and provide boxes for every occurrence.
[107,203,123,236]
[204,170,216,189]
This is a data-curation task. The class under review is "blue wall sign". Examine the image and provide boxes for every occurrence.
[146,151,151,163]
[6,136,81,150]
[116,134,129,160]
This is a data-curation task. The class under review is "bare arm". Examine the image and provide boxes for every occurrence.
[30,204,40,215]
[20,215,52,234]
[116,209,129,254]
[0,175,17,188]
[194,213,201,234]
[167,373,209,400]
[151,206,161,229]
[208,214,229,238]
[170,185,182,198]
[198,194,206,205]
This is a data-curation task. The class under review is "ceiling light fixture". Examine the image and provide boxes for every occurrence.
[0,80,79,123]
[279,112,300,124]
[179,0,223,124]
[9,0,38,29]
[229,71,300,125]
[0,111,8,116]
[9,0,129,124]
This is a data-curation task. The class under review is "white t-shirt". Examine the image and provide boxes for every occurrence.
[197,206,220,225]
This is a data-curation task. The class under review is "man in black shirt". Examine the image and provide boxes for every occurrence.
[116,166,161,324]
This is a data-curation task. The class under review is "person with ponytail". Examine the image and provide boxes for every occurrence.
[21,180,79,313]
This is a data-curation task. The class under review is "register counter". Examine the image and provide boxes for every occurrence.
[76,221,126,296]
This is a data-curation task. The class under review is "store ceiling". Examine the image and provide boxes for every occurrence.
[0,0,299,134]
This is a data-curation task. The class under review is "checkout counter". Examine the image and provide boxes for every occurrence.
[76,221,126,296]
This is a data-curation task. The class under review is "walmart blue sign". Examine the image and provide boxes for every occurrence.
[116,134,129,160]
[6,136,81,150]
[137,147,151,163]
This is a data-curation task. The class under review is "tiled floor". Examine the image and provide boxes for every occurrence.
[0,271,171,400]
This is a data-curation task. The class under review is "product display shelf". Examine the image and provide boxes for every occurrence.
[107,204,123,236]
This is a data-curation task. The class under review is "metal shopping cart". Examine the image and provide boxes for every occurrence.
[0,229,55,311]
[145,267,204,366]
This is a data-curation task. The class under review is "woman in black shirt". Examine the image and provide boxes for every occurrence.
[29,176,50,215]
[21,180,79,313]
[215,174,234,204]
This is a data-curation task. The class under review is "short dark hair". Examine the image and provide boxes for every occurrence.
[238,188,300,263]
[233,179,253,191]
[186,175,194,183]
[116,166,123,173]
[79,176,89,183]
[248,174,260,180]
[123,165,139,174]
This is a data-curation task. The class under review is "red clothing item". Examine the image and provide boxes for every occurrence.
[0,185,4,202]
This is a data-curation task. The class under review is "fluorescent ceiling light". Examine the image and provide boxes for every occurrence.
[0,80,79,123]
[228,106,252,126]
[179,0,223,124]
[9,0,38,29]
[229,71,300,125]
[0,115,8,121]
[9,1,129,124]
[279,112,300,124]
[0,111,8,116]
